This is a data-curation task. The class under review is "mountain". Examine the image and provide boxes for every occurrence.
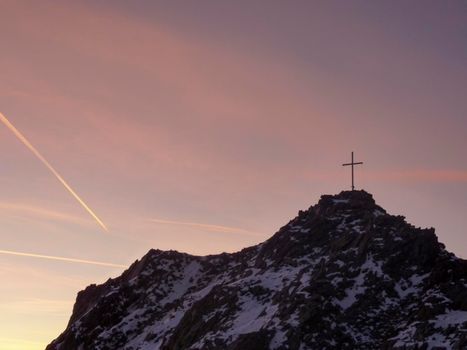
[47,190,467,350]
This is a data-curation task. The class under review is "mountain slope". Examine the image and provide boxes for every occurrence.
[47,191,467,349]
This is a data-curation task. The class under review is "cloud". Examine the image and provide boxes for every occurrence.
[148,218,264,237]
[363,170,467,183]
[0,249,126,268]
[0,202,91,225]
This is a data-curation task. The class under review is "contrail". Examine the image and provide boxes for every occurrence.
[0,249,126,268]
[148,218,264,237]
[0,112,108,231]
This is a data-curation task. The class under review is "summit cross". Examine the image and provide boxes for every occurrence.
[342,151,363,191]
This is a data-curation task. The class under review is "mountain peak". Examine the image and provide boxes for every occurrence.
[312,190,380,217]
[47,191,467,350]
[319,189,375,206]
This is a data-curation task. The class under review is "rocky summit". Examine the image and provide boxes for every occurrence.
[47,191,467,350]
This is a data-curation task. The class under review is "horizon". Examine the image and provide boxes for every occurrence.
[1,1,466,349]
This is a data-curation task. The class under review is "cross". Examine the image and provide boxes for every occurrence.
[342,152,363,191]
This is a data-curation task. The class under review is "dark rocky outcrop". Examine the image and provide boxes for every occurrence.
[47,190,467,350]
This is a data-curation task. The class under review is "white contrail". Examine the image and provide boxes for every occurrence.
[0,112,108,232]
[148,218,264,237]
[0,249,126,268]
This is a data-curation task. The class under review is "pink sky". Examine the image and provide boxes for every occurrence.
[0,1,466,348]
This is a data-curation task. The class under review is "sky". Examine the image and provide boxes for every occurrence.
[0,1,466,348]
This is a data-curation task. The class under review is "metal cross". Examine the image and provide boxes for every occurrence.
[342,152,363,191]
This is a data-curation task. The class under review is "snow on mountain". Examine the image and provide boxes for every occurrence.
[47,190,467,349]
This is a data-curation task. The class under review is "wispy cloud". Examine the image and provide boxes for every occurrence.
[363,170,467,183]
[0,249,126,268]
[0,202,91,225]
[148,218,264,237]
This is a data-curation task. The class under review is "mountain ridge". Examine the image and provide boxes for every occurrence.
[47,190,467,349]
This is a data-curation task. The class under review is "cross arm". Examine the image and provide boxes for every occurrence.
[342,162,363,166]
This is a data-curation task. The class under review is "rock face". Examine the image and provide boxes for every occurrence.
[47,191,467,350]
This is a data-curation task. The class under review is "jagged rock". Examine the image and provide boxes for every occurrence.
[47,190,467,349]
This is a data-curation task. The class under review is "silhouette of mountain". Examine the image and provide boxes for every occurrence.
[47,190,467,349]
